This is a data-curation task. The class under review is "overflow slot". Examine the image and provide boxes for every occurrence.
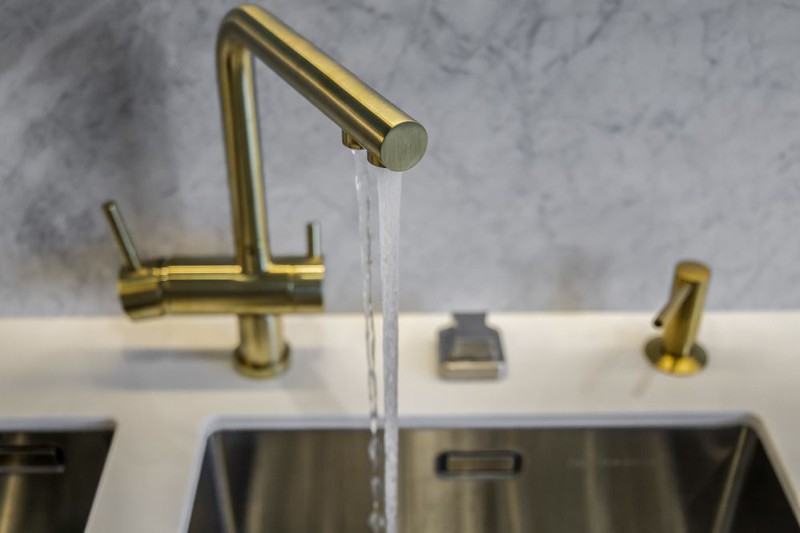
[0,444,65,475]
[436,450,523,479]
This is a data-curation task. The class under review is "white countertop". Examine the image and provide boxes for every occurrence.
[0,313,798,532]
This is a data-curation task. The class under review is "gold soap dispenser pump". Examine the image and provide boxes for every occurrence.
[645,260,711,376]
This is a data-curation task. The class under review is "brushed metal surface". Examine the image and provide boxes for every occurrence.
[0,429,114,533]
[104,4,428,378]
[187,425,799,533]
[439,313,505,380]
[646,261,712,376]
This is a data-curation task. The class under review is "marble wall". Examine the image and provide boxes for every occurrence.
[2,0,799,315]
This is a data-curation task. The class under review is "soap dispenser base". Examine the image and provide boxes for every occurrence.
[644,338,707,376]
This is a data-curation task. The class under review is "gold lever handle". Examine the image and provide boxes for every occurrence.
[102,201,142,271]
[306,222,321,259]
[645,261,711,376]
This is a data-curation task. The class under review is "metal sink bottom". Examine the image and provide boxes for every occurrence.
[188,424,799,533]
[0,427,114,533]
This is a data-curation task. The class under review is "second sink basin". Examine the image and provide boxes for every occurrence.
[188,423,799,533]
[0,427,114,533]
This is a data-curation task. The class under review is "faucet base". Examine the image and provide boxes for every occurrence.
[234,344,290,378]
[234,314,290,378]
[644,337,707,376]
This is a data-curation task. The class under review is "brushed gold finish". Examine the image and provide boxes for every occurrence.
[235,315,291,378]
[115,257,323,319]
[645,261,711,376]
[218,5,427,174]
[306,222,321,260]
[653,283,692,328]
[103,4,426,378]
[341,130,363,150]
[366,151,386,168]
[102,201,141,271]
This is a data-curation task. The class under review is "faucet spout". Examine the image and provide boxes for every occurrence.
[217,4,427,270]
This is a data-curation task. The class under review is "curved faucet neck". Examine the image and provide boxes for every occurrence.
[215,5,427,273]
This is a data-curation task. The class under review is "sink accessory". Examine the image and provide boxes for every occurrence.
[438,313,505,379]
[102,5,427,378]
[645,260,711,376]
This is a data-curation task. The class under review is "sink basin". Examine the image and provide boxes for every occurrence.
[0,428,114,533]
[188,424,799,532]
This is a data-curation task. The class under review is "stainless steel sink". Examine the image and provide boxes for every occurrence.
[0,428,114,532]
[187,424,799,533]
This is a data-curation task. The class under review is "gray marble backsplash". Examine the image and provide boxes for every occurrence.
[1,0,799,315]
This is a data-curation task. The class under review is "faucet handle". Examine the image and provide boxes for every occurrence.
[102,201,142,271]
[306,221,322,260]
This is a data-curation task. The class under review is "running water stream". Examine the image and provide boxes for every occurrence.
[377,166,402,533]
[353,150,403,533]
[353,152,384,532]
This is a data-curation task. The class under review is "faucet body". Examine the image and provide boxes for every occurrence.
[104,5,427,377]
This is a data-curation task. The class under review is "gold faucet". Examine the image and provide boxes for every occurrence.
[644,261,712,376]
[102,5,427,378]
